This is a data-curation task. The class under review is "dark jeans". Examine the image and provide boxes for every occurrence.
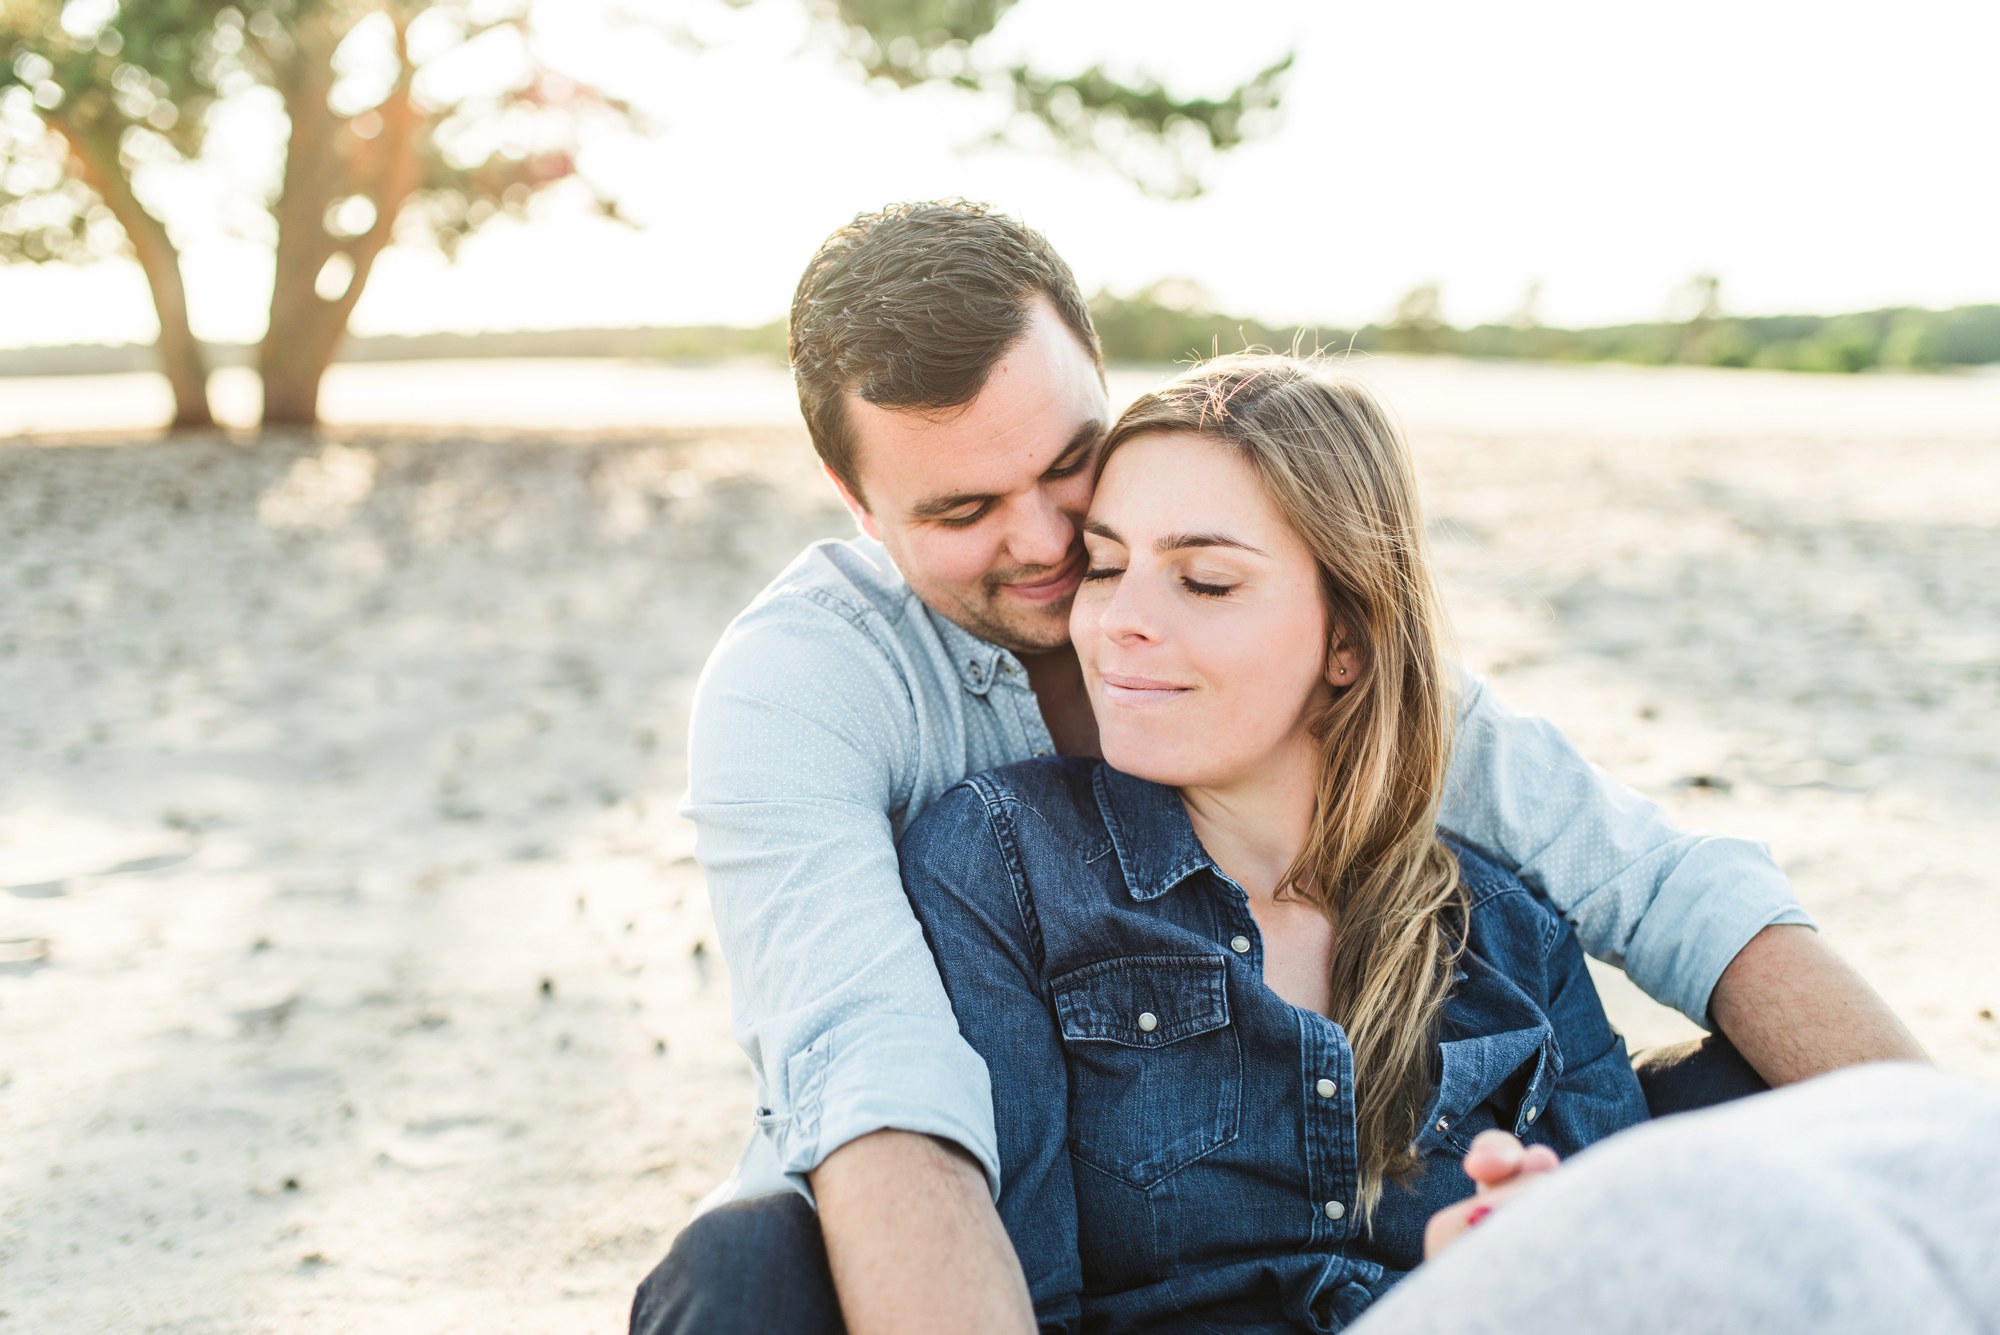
[629,1036,1767,1335]
[1631,1032,1768,1117]
[631,1190,847,1335]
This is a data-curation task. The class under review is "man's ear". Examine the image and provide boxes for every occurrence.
[824,464,881,542]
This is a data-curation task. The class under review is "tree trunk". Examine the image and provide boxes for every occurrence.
[257,319,341,426]
[259,14,422,429]
[136,228,214,430]
[260,20,342,428]
[49,117,214,430]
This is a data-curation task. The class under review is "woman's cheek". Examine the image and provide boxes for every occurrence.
[1068,589,1102,658]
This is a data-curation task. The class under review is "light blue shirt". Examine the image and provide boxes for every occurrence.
[683,536,1811,1206]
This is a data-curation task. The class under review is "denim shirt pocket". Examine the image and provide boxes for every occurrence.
[1050,954,1242,1188]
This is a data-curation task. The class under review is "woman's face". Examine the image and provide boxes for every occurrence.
[1073,430,1342,790]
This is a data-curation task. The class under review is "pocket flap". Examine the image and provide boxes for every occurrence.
[1051,954,1230,1047]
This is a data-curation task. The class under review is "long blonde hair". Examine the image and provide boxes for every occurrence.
[1103,354,1466,1219]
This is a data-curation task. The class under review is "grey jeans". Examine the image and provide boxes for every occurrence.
[1353,1061,2000,1335]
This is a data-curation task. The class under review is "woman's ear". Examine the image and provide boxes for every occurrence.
[1327,633,1361,688]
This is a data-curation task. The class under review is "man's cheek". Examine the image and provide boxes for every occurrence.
[914,536,996,598]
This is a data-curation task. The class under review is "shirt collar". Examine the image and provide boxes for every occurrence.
[1092,763,1217,902]
[924,607,1008,697]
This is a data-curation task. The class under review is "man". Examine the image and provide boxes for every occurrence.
[630,200,1923,1335]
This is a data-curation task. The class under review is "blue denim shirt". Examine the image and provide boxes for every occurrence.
[683,537,1807,1208]
[899,758,1653,1333]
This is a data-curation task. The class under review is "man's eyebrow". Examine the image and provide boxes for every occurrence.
[906,419,1105,521]
[908,487,995,521]
[1080,519,1269,559]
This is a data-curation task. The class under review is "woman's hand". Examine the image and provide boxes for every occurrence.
[1421,1130,1562,1259]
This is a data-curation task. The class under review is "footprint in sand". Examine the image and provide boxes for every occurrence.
[0,935,51,975]
[2,851,193,899]
[4,880,66,899]
[376,1115,526,1170]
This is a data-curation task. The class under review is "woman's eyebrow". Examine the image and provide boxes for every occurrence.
[1159,531,1269,557]
[1082,518,1267,558]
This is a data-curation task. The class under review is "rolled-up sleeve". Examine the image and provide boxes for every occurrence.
[1439,671,1814,1025]
[685,593,999,1199]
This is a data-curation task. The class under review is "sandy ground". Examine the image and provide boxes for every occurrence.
[2,357,1997,1332]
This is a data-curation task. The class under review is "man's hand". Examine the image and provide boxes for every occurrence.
[810,1129,1037,1335]
[1422,1130,1561,1260]
[1709,924,1927,1086]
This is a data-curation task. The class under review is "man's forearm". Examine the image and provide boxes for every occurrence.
[810,1129,1037,1335]
[1709,924,1927,1085]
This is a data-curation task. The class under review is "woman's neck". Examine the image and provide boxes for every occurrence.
[1178,734,1321,903]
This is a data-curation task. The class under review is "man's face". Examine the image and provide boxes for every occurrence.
[834,299,1110,656]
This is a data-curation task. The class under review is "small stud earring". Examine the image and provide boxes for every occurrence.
[1336,665,1348,677]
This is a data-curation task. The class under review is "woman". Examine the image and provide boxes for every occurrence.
[898,354,1651,1333]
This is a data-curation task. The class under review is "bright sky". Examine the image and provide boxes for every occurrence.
[4,0,1997,348]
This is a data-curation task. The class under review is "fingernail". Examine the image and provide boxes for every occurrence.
[1466,1205,1492,1227]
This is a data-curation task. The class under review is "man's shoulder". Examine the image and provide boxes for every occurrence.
[705,536,929,672]
[743,535,917,630]
[689,536,935,727]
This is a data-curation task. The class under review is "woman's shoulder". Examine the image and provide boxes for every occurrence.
[1446,838,1564,958]
[900,756,1109,855]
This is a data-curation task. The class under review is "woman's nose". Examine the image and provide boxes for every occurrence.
[1094,566,1157,644]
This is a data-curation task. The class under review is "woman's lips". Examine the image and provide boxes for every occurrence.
[1098,672,1192,706]
[1002,555,1083,603]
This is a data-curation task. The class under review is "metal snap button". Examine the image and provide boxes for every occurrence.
[1324,1200,1346,1220]
[1229,935,1252,954]
[1315,1077,1337,1099]
[1136,1011,1158,1033]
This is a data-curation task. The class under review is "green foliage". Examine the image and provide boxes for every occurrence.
[0,0,225,263]
[1087,281,1294,363]
[650,320,787,362]
[814,0,1291,197]
[1085,281,2000,374]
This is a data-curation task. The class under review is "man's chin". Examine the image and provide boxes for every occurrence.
[957,597,1074,657]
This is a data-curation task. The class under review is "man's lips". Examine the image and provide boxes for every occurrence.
[1098,672,1192,706]
[1000,554,1084,603]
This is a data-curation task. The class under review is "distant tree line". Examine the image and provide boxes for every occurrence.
[10,290,1995,380]
[1089,282,2000,373]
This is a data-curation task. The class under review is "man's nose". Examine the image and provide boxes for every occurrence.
[1006,487,1078,570]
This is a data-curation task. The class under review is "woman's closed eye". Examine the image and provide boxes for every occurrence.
[1082,564,1237,599]
[1180,576,1235,598]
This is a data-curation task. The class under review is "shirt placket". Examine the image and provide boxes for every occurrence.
[992,651,1055,758]
[1212,878,1359,1253]
[1298,1013,1359,1247]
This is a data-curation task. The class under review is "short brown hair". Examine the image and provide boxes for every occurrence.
[789,199,1101,500]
